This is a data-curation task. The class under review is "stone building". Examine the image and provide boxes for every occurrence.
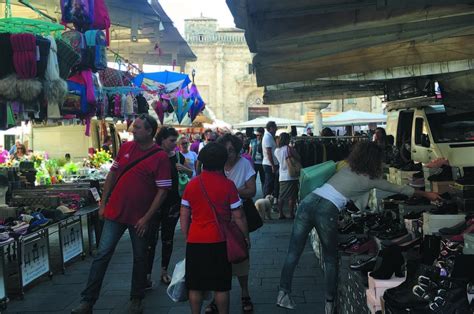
[184,16,384,125]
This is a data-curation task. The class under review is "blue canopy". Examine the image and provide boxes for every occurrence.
[132,71,191,89]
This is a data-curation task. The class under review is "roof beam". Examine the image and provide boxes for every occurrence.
[254,23,474,66]
[254,35,474,86]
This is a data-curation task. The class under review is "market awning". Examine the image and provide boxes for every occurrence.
[234,117,306,128]
[323,110,386,127]
[226,0,474,108]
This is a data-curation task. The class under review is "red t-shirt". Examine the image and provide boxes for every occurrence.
[104,141,171,225]
[181,171,242,243]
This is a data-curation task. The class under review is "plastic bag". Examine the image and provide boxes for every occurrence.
[167,259,188,302]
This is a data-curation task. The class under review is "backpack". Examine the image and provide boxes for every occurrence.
[84,30,107,71]
[62,30,86,66]
[61,0,94,29]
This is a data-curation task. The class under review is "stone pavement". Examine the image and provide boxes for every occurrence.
[4,218,326,314]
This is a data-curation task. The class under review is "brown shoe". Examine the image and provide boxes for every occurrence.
[71,302,93,314]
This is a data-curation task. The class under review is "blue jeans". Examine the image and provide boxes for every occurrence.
[81,219,148,303]
[279,193,339,301]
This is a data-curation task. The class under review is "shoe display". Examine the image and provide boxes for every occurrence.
[381,233,413,247]
[370,246,405,280]
[276,290,295,309]
[439,218,474,235]
[428,165,453,181]
[350,255,378,272]
[449,224,474,242]
[344,238,377,254]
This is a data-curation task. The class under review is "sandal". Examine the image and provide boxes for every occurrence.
[242,296,254,312]
[160,273,171,285]
[205,300,218,313]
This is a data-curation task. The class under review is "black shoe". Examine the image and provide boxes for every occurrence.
[381,233,413,247]
[377,227,408,241]
[338,236,358,250]
[350,255,378,272]
[439,220,469,235]
[370,246,405,280]
[398,237,422,252]
[427,165,453,182]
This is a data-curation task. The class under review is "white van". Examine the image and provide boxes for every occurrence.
[385,98,474,177]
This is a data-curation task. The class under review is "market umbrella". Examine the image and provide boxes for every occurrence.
[132,71,191,92]
[323,110,387,127]
[234,116,306,128]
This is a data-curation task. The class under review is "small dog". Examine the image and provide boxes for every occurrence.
[255,195,274,220]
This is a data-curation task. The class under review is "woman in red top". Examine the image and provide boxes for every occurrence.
[180,143,249,314]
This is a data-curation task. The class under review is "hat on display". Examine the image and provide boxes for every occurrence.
[0,33,14,78]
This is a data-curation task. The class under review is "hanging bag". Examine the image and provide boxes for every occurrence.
[84,30,107,71]
[176,153,190,197]
[242,199,263,232]
[198,177,248,264]
[286,146,302,178]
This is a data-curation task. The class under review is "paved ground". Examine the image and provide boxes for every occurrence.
[4,218,325,314]
[4,181,327,314]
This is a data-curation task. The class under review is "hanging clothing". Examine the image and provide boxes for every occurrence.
[10,33,37,79]
[0,33,14,78]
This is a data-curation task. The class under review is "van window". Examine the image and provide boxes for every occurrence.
[415,118,426,145]
[396,110,414,147]
[427,111,474,143]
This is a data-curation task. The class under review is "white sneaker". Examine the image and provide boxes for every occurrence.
[276,290,295,310]
[325,301,335,314]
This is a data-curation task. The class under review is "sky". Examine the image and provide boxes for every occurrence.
[159,0,236,35]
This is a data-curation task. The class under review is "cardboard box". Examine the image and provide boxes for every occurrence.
[366,289,382,314]
[431,181,454,194]
[368,274,406,299]
[423,212,466,235]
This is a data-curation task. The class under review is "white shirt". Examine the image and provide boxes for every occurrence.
[198,142,205,152]
[313,183,348,210]
[181,151,198,177]
[262,131,278,166]
[224,157,256,190]
[274,146,298,182]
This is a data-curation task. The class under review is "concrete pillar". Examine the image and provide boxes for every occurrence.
[307,102,330,135]
[216,47,224,119]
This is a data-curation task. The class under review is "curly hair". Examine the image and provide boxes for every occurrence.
[216,133,243,154]
[346,142,383,179]
[155,126,179,145]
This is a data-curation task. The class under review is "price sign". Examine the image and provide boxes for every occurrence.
[61,221,83,263]
[21,236,50,286]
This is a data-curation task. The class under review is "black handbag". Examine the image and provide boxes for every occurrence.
[242,199,263,233]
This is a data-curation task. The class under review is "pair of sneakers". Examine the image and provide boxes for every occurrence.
[276,291,335,313]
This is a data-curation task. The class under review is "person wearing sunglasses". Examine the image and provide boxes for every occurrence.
[179,136,198,177]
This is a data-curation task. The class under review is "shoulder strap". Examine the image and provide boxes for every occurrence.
[198,176,225,239]
[115,147,162,184]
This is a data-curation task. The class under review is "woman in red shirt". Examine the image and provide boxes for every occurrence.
[180,143,249,314]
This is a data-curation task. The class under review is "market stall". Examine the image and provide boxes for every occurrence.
[0,0,210,309]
